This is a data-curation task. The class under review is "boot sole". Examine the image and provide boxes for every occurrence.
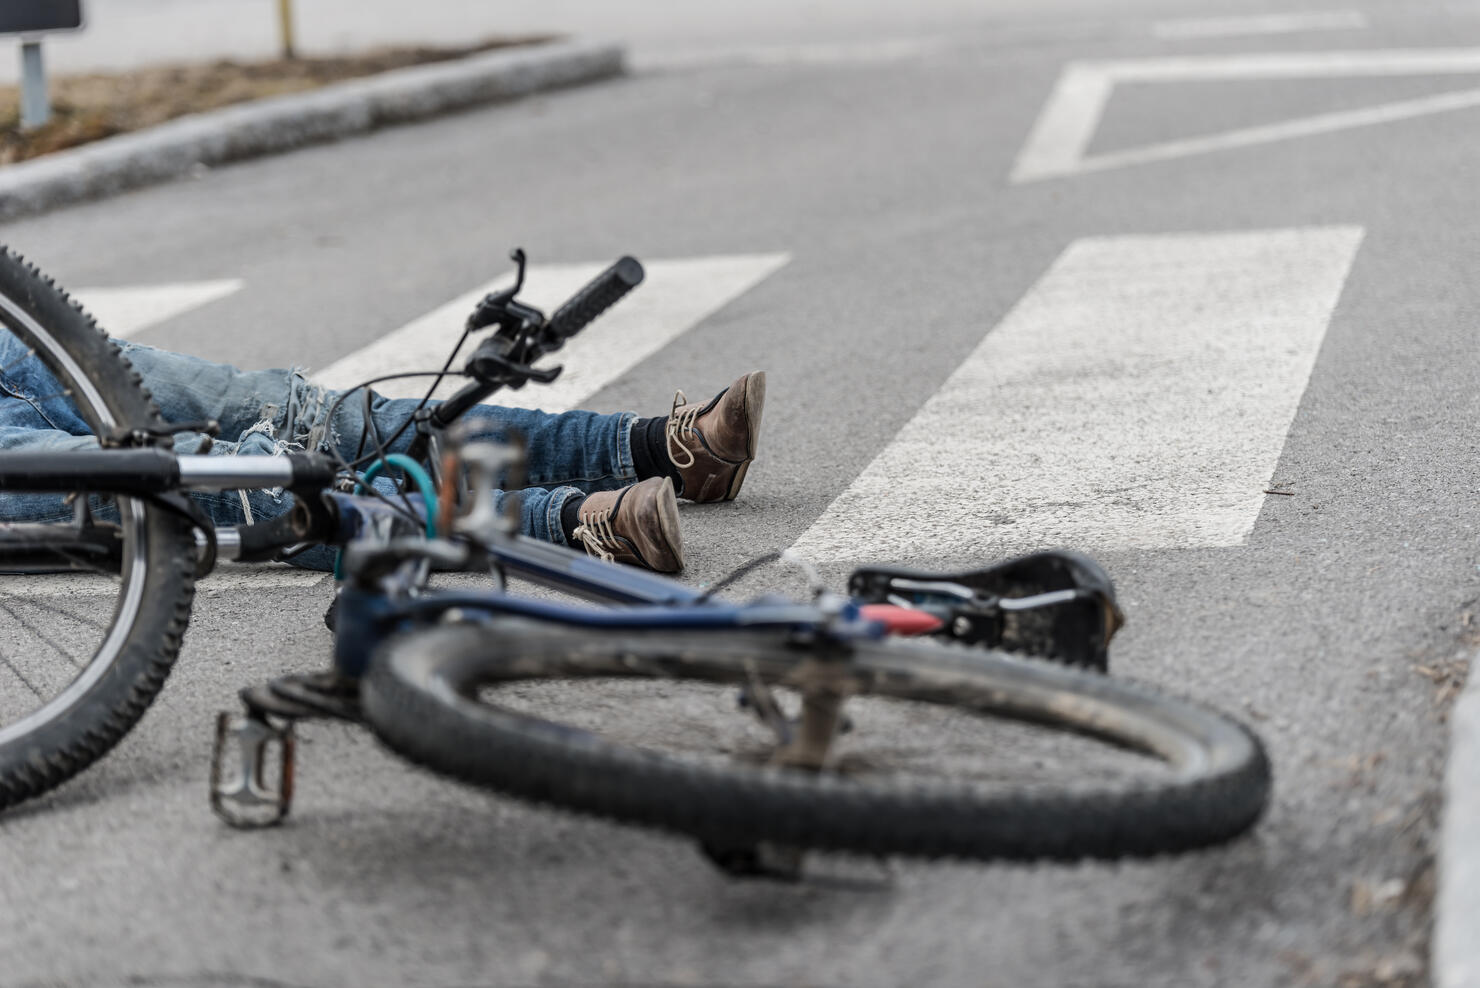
[655,476,685,571]
[725,371,766,501]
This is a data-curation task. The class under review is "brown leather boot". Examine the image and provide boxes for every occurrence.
[570,477,684,572]
[666,371,766,502]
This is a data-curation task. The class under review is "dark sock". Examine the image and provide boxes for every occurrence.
[559,495,587,543]
[631,416,682,486]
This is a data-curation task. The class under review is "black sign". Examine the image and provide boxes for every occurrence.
[0,1,83,35]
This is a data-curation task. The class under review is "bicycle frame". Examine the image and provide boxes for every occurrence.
[330,528,863,678]
[205,475,875,829]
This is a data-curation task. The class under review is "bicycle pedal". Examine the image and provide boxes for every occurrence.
[699,840,805,882]
[697,841,894,888]
[209,711,295,828]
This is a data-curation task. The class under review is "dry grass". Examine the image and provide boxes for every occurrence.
[0,36,551,164]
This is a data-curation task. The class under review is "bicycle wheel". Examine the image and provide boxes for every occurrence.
[362,620,1270,861]
[0,247,196,811]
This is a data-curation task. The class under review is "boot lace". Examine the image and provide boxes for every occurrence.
[666,389,701,470]
[571,504,620,563]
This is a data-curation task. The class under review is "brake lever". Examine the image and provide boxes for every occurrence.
[465,248,548,335]
[467,347,562,389]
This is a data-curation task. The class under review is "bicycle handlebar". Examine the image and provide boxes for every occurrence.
[545,256,644,342]
[410,252,646,462]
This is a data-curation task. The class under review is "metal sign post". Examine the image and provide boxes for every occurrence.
[19,39,48,128]
[1,1,85,131]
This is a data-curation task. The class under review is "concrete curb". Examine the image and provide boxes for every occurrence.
[0,38,624,222]
[1437,654,1480,988]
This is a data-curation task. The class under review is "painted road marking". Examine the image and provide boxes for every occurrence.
[72,280,244,338]
[314,253,790,411]
[788,227,1365,563]
[1152,11,1368,40]
[1013,48,1480,182]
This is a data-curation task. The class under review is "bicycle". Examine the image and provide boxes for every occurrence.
[0,245,1269,873]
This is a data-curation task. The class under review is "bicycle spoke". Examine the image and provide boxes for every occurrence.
[0,590,109,633]
[0,644,44,700]
[0,598,85,669]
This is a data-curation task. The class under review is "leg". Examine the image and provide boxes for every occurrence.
[98,346,762,573]
[338,396,686,569]
[116,341,330,446]
[111,347,589,560]
[340,370,767,502]
[342,394,639,495]
[0,419,583,570]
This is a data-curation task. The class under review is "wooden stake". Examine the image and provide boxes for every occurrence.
[277,0,296,60]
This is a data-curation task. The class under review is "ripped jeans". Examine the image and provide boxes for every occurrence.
[0,338,639,570]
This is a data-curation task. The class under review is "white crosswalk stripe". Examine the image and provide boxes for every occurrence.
[788,227,1365,563]
[313,254,791,410]
[72,280,244,339]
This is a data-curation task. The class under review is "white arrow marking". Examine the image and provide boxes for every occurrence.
[72,280,244,338]
[789,227,1364,564]
[1013,48,1480,182]
[313,253,790,411]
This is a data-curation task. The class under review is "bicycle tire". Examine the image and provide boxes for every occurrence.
[0,247,196,811]
[362,621,1271,861]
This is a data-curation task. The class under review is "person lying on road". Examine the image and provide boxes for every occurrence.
[0,334,765,573]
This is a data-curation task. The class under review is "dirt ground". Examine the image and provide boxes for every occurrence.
[0,36,550,164]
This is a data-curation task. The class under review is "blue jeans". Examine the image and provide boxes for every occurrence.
[0,336,639,569]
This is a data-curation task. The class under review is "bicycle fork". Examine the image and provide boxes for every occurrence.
[715,654,855,881]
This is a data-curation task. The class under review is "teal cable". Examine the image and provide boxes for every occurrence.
[359,454,438,538]
[334,453,440,580]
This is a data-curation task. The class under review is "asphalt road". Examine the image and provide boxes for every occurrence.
[4,2,1480,986]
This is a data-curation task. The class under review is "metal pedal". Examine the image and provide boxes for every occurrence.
[209,712,295,828]
[699,841,805,882]
[697,841,894,889]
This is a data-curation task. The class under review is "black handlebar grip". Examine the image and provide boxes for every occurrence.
[545,256,644,341]
[284,453,338,492]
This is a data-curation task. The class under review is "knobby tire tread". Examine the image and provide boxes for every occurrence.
[362,623,1271,862]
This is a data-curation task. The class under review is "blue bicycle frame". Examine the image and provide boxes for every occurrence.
[328,493,879,679]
